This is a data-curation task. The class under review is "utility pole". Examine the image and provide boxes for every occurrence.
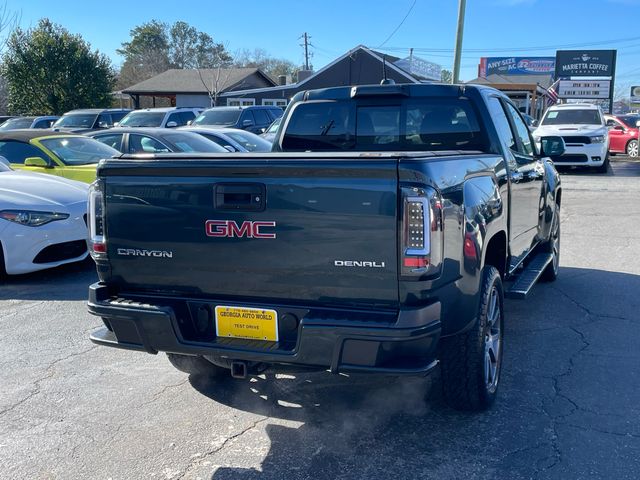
[452,0,467,84]
[301,32,311,70]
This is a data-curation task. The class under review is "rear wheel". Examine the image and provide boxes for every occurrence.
[166,353,229,379]
[540,203,560,282]
[439,266,504,411]
[627,139,638,158]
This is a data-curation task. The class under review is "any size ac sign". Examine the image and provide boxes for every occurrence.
[558,80,611,99]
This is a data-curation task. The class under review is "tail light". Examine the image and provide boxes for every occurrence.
[87,181,106,259]
[401,186,443,276]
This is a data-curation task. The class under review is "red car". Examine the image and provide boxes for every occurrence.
[605,114,639,157]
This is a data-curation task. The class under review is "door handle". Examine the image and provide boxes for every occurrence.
[214,183,266,211]
[510,171,523,183]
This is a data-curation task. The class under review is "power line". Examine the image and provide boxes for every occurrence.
[376,0,417,48]
[377,35,640,54]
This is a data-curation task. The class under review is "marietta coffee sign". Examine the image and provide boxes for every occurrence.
[555,50,616,77]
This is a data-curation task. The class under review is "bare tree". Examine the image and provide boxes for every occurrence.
[196,66,233,107]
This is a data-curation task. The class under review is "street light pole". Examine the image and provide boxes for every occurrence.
[452,0,467,84]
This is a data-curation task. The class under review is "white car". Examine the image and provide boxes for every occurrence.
[117,107,203,128]
[533,103,609,172]
[0,161,89,275]
[178,127,273,152]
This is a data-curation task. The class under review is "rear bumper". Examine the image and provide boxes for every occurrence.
[87,283,441,376]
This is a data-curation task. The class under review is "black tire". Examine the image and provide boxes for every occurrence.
[439,266,504,411]
[0,242,6,279]
[595,155,609,173]
[166,353,228,378]
[540,203,560,282]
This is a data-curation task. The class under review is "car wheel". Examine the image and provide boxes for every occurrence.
[439,266,504,411]
[166,353,229,378]
[0,242,6,279]
[627,139,638,158]
[540,202,560,282]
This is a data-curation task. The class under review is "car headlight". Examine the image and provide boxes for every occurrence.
[0,210,69,227]
[590,135,606,143]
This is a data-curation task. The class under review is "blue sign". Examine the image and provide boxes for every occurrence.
[479,57,556,77]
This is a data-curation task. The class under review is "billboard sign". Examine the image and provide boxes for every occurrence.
[631,86,640,104]
[555,50,616,78]
[394,56,442,81]
[558,80,611,99]
[478,57,555,77]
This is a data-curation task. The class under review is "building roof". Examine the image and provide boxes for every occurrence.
[219,45,420,98]
[122,68,276,95]
[467,73,554,89]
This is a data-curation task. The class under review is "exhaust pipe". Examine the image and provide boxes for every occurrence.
[230,360,248,379]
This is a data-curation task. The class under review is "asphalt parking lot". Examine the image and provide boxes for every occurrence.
[1,158,639,480]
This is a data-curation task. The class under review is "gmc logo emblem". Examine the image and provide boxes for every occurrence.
[205,220,276,239]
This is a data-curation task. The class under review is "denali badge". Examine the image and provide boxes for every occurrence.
[334,260,386,268]
[205,220,276,239]
[117,248,173,258]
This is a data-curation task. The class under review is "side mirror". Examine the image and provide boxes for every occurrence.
[24,156,51,168]
[97,121,110,129]
[186,120,193,126]
[258,127,267,134]
[242,119,254,127]
[539,136,566,157]
[166,121,178,128]
[113,122,120,127]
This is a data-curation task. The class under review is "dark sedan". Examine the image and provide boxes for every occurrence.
[87,127,227,154]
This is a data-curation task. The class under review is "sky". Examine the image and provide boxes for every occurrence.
[8,0,640,94]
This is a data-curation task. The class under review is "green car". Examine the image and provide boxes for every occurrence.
[0,131,119,183]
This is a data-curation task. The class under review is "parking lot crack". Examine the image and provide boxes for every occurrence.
[552,285,630,321]
[138,378,189,407]
[172,416,268,479]
[0,345,98,418]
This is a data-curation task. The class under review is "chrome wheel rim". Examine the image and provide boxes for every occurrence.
[484,286,502,393]
[628,141,638,158]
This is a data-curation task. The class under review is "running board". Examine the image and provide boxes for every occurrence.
[505,253,553,299]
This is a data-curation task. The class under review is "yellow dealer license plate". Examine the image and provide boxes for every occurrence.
[215,306,278,342]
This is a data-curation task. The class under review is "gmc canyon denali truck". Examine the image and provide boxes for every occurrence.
[87,84,564,411]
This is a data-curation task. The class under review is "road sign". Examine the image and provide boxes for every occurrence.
[631,86,640,105]
[558,80,611,99]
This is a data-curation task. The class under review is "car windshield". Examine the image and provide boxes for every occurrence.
[119,111,166,127]
[193,109,241,126]
[39,137,119,165]
[619,115,640,129]
[0,118,34,130]
[541,109,602,126]
[53,114,98,128]
[162,133,227,153]
[225,131,272,152]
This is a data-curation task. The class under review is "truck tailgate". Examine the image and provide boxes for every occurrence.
[103,158,399,309]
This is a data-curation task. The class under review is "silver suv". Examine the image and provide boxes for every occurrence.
[117,107,203,128]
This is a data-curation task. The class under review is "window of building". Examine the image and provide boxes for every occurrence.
[227,98,255,107]
[262,99,288,109]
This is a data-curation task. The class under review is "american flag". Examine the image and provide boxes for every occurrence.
[547,79,560,106]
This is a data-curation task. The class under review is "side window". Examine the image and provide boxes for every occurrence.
[33,119,54,128]
[178,111,196,125]
[241,110,256,125]
[487,97,516,151]
[128,134,170,154]
[0,141,46,164]
[97,113,112,128]
[166,112,182,126]
[505,102,534,156]
[111,112,128,123]
[252,109,270,125]
[93,133,123,151]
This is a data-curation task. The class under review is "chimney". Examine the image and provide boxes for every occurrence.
[278,75,287,86]
[297,70,313,82]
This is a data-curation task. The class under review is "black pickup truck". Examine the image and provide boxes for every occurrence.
[87,83,564,411]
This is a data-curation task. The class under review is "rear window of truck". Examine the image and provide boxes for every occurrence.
[281,98,488,152]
